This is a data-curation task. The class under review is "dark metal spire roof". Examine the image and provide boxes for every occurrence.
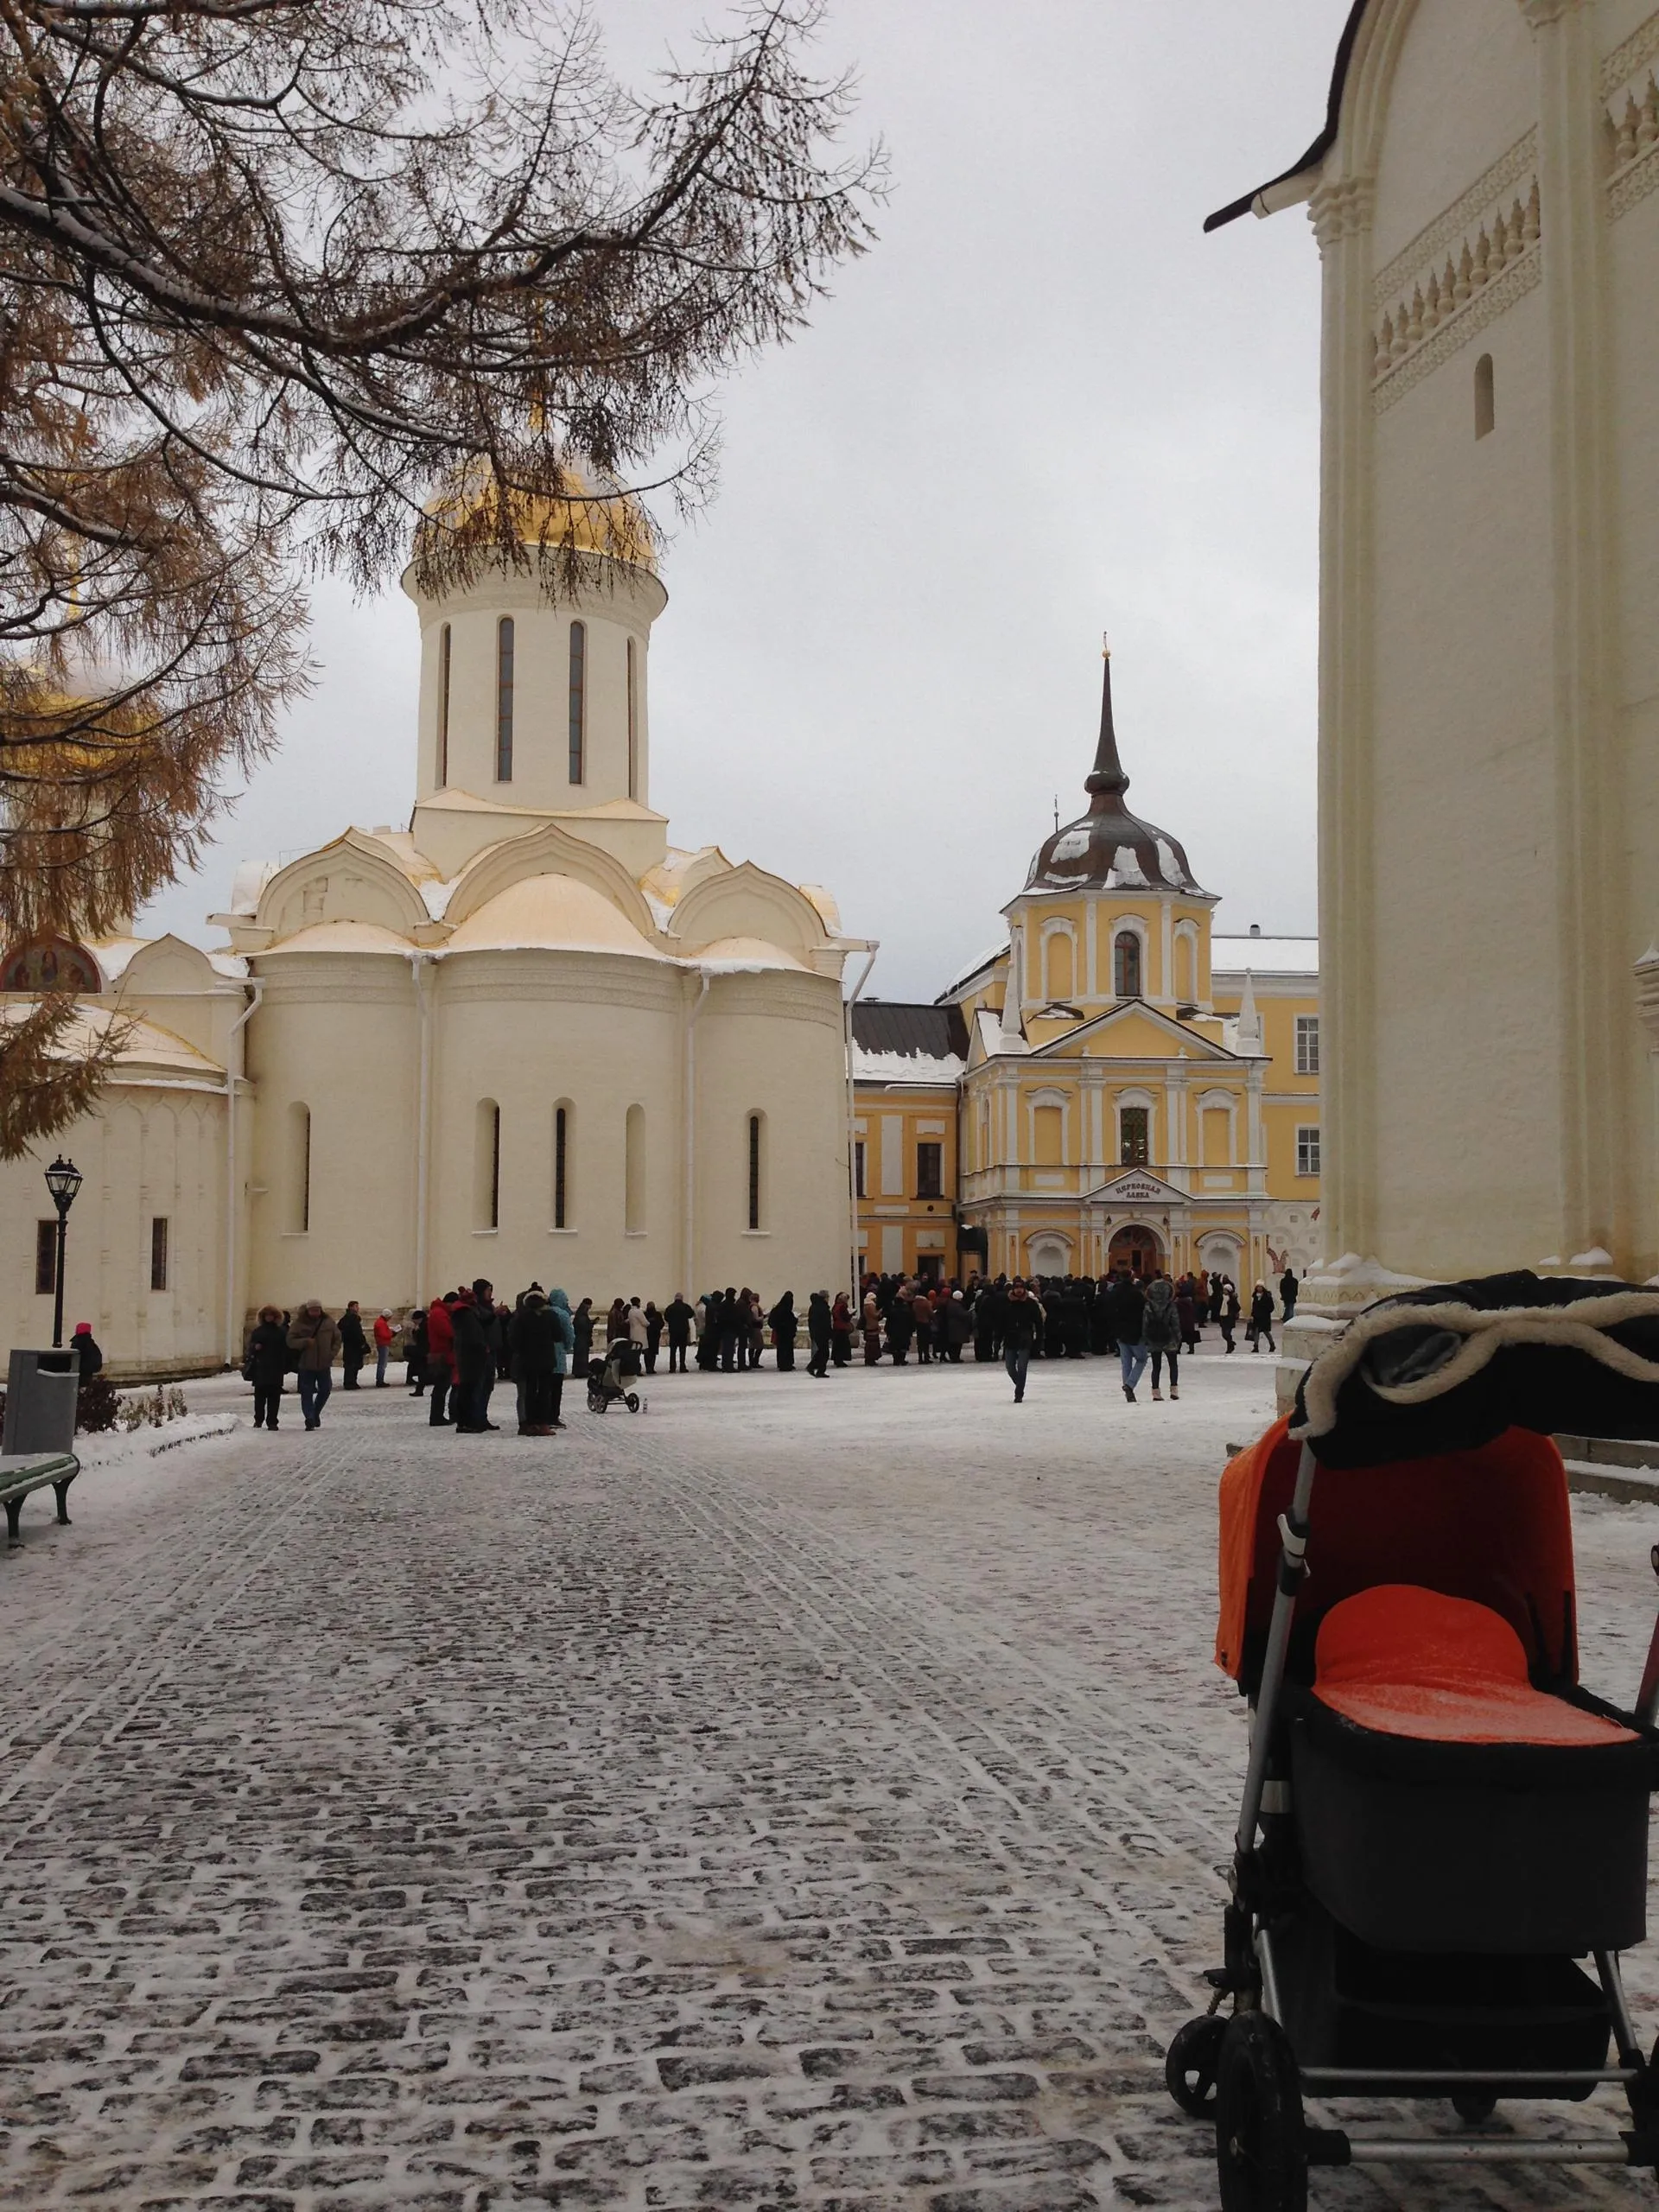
[1021,650,1207,898]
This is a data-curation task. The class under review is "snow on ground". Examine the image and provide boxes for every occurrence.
[1,1347,1657,2209]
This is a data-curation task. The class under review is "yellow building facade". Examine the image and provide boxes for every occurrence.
[855,656,1321,1287]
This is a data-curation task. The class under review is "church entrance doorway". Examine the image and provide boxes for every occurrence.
[1108,1224,1162,1277]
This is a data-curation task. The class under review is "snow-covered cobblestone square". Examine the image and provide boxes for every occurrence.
[3,1349,1658,2210]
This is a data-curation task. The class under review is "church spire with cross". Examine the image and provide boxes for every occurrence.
[1020,638,1210,897]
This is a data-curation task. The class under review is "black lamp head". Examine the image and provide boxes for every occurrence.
[44,1154,83,1213]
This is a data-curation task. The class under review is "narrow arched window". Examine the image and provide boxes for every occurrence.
[475,1098,500,1230]
[553,1103,571,1229]
[626,634,639,800]
[625,1103,645,1232]
[569,620,587,785]
[288,1102,311,1234]
[495,618,514,781]
[747,1111,765,1230]
[436,621,451,786]
[1475,353,1495,440]
[1174,931,1195,1005]
[1045,933,1073,1002]
[1114,930,1142,998]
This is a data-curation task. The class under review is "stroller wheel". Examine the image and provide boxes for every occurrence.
[1215,2012,1306,2212]
[1451,2089,1497,2124]
[626,1392,640,1412]
[1166,2014,1226,2116]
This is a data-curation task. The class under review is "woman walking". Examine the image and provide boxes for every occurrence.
[1142,1272,1181,1402]
[1250,1281,1277,1354]
[1220,1279,1241,1355]
[247,1305,289,1430]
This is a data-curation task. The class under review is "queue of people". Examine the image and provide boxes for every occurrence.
[241,1262,1302,1426]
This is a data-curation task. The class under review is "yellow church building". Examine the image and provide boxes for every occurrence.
[853,655,1322,1287]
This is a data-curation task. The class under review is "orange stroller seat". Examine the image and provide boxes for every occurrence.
[1314,1586,1638,1749]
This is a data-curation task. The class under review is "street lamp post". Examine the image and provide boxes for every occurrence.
[43,1155,83,1351]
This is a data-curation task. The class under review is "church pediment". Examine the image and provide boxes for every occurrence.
[1030,999,1236,1063]
[1090,1166,1188,1208]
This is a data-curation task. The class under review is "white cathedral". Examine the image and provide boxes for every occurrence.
[0,484,861,1373]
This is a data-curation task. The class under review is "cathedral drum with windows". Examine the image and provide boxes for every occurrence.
[853,652,1321,1287]
[0,469,860,1372]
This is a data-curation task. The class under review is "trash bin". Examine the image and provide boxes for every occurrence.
[3,1348,79,1457]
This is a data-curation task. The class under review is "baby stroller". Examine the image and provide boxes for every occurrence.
[586,1339,645,1414]
[1166,1270,1659,2205]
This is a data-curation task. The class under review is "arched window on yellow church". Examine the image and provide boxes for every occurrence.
[1202,1103,1231,1168]
[1114,931,1142,999]
[475,1099,501,1230]
[1045,932,1073,1003]
[1174,930,1194,1005]
[1119,1105,1149,1167]
[625,1103,645,1232]
[1034,1103,1064,1166]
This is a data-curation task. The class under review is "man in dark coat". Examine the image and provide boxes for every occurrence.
[1001,1278,1044,1402]
[339,1300,367,1388]
[886,1291,913,1365]
[665,1294,695,1372]
[450,1285,498,1433]
[1106,1272,1149,1402]
[1280,1266,1299,1322]
[508,1290,559,1433]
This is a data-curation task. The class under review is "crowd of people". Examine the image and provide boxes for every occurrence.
[238,1265,1300,1429]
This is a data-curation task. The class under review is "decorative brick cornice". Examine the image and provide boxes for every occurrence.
[1308,177,1374,251]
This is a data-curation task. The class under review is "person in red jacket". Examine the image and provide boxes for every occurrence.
[425,1292,458,1426]
[373,1309,394,1388]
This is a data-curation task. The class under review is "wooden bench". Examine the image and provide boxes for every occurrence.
[0,1452,79,1547]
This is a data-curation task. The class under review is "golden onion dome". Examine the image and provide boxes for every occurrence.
[422,456,656,573]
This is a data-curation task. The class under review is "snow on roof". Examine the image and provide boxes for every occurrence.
[852,1046,964,1085]
[942,941,1009,996]
[1211,934,1319,976]
[262,921,414,957]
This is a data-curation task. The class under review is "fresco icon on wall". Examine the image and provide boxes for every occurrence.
[0,938,101,993]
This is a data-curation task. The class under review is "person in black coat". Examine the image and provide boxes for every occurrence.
[768,1291,798,1371]
[450,1287,498,1432]
[246,1304,289,1430]
[338,1300,367,1388]
[70,1320,103,1379]
[1280,1266,1299,1322]
[805,1291,832,1377]
[572,1297,594,1373]
[508,1291,560,1433]
[664,1294,695,1372]
[1001,1279,1044,1401]
[405,1305,429,1394]
[886,1292,913,1364]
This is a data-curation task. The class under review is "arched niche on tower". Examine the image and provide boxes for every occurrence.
[670,861,831,961]
[257,831,432,943]
[442,817,659,942]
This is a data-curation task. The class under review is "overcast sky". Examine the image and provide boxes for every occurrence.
[139,1,1347,1001]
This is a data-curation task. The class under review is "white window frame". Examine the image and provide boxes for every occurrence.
[1295,1014,1321,1076]
[1296,1124,1321,1178]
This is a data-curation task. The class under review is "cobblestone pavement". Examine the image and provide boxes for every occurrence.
[3,1348,1659,2211]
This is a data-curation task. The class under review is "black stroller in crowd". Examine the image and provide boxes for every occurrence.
[1166,1272,1659,2206]
[585,1338,645,1414]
